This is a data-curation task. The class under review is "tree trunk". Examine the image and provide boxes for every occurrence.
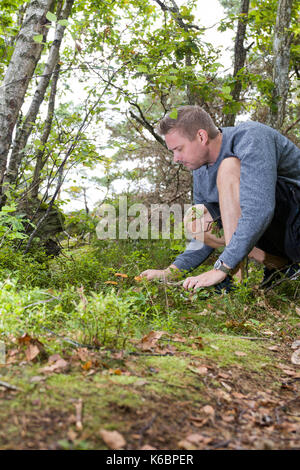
[6,0,74,187]
[269,0,293,130]
[29,63,61,199]
[224,0,250,127]
[0,0,54,193]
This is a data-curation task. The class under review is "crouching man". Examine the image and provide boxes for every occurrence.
[140,106,300,291]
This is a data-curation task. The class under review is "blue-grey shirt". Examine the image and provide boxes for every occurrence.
[173,121,300,271]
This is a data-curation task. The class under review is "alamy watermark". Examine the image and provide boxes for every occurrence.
[95,197,206,250]
[0,341,5,365]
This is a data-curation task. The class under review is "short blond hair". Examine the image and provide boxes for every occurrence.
[158,105,219,140]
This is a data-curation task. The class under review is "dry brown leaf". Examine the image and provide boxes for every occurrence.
[267,345,280,351]
[170,333,186,343]
[221,381,232,392]
[81,361,92,371]
[41,358,69,374]
[291,348,300,366]
[137,330,166,351]
[232,391,246,399]
[291,340,300,350]
[201,405,215,416]
[48,353,62,363]
[114,273,128,278]
[18,333,33,345]
[104,281,118,285]
[234,351,247,357]
[25,344,40,362]
[29,376,45,383]
[177,439,197,450]
[99,429,126,449]
[295,306,300,317]
[109,368,122,375]
[188,365,208,375]
[139,445,157,450]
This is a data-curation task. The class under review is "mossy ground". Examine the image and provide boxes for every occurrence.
[0,240,299,450]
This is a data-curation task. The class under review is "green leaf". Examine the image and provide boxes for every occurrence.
[169,108,178,119]
[46,11,57,22]
[33,34,43,43]
[137,65,148,73]
[58,19,69,27]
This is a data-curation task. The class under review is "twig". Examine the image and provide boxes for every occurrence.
[0,380,20,391]
[75,399,83,431]
[138,413,158,448]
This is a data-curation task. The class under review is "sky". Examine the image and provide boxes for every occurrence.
[62,0,235,212]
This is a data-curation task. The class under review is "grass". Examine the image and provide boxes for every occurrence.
[0,238,299,449]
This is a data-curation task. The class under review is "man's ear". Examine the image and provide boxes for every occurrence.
[196,129,209,144]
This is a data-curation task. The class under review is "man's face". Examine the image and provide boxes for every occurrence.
[165,129,209,170]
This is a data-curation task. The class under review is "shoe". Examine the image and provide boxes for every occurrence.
[260,263,300,290]
[214,275,234,294]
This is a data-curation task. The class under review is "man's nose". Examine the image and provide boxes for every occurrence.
[173,152,181,163]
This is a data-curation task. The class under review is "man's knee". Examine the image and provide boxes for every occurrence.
[184,204,206,238]
[217,157,241,188]
[184,205,223,246]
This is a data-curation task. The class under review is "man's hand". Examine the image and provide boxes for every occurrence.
[183,269,227,291]
[140,264,179,281]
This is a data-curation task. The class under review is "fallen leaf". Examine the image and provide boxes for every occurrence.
[267,345,280,351]
[137,330,166,351]
[234,351,247,357]
[177,440,197,450]
[104,281,118,285]
[67,429,78,442]
[99,429,126,449]
[295,306,300,317]
[291,340,300,350]
[201,405,215,416]
[139,445,157,450]
[18,333,33,345]
[81,361,92,371]
[134,379,148,387]
[26,341,47,362]
[109,368,122,375]
[232,391,246,399]
[188,365,208,375]
[114,273,128,278]
[48,353,62,363]
[291,349,300,366]
[221,381,232,392]
[29,376,45,383]
[25,344,41,362]
[41,358,69,374]
[170,333,186,343]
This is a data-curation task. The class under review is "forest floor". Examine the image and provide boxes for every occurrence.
[0,242,299,450]
[1,320,300,450]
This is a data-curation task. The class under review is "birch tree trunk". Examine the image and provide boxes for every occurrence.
[0,0,54,194]
[224,0,250,127]
[29,63,61,199]
[269,0,293,130]
[6,0,75,187]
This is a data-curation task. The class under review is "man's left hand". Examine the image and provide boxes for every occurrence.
[183,269,227,291]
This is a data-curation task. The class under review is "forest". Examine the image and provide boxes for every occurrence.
[0,0,299,452]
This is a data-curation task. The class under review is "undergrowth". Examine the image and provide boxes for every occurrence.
[0,239,299,356]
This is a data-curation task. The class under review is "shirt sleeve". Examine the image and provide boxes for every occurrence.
[172,169,215,272]
[219,126,278,269]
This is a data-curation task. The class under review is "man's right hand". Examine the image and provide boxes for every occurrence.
[140,265,179,281]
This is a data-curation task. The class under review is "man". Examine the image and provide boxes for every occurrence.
[140,105,300,291]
